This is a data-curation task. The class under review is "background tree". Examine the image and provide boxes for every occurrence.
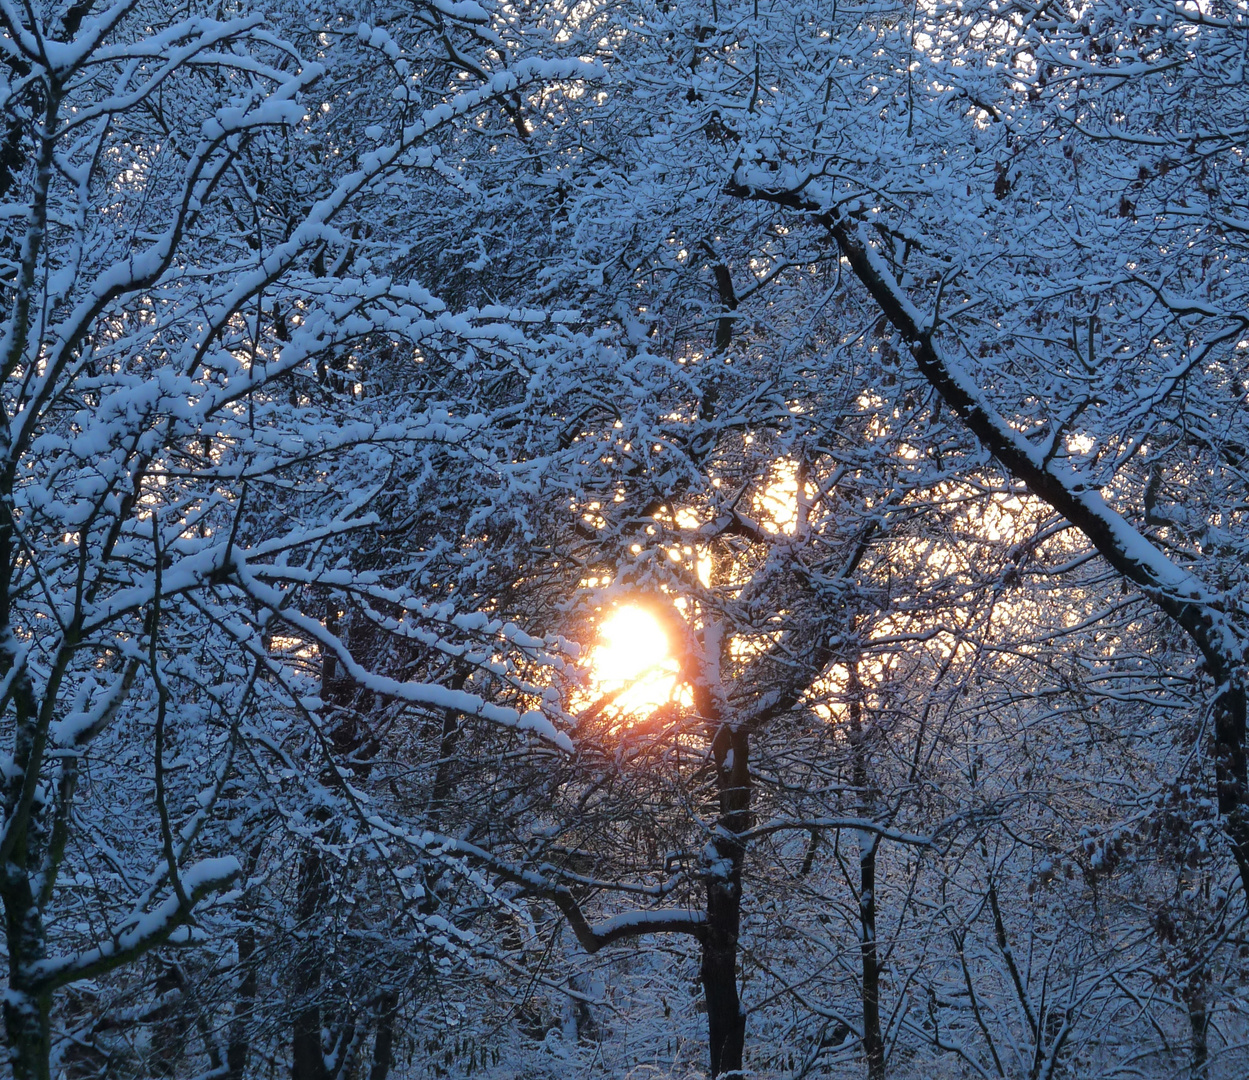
[0,2,601,1076]
[5,1,1249,1078]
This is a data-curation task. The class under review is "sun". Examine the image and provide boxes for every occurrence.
[590,605,682,716]
[595,606,669,683]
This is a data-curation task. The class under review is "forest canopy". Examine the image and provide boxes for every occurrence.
[2,1,1249,1078]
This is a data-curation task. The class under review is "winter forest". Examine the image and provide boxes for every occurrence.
[4,1,1249,1078]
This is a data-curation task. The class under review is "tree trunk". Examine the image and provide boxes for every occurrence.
[227,926,258,1080]
[2,819,51,1080]
[702,723,751,1077]
[291,838,329,1080]
[151,964,184,1076]
[1189,997,1209,1079]
[290,604,343,1080]
[368,992,399,1080]
[428,669,468,825]
[848,672,885,1080]
[858,843,885,1080]
[2,987,51,1080]
[1213,686,1249,893]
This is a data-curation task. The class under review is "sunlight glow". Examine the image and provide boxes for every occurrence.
[676,507,713,586]
[756,460,812,535]
[594,606,669,683]
[590,606,683,717]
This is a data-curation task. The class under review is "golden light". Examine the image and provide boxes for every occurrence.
[675,506,713,586]
[754,459,816,536]
[589,605,684,718]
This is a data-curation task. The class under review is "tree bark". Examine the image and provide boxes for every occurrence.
[848,676,885,1080]
[1189,997,1209,1079]
[702,722,751,1077]
[1,77,60,1080]
[291,841,330,1080]
[2,862,49,1080]
[2,991,50,1080]
[428,669,468,825]
[1,686,51,1080]
[368,992,399,1080]
[227,926,258,1080]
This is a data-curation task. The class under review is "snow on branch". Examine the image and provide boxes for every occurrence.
[233,563,575,752]
[727,166,1244,678]
[26,857,240,992]
[365,817,707,953]
[739,817,933,847]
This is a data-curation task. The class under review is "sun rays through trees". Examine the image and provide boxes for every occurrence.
[3,1,1249,1078]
